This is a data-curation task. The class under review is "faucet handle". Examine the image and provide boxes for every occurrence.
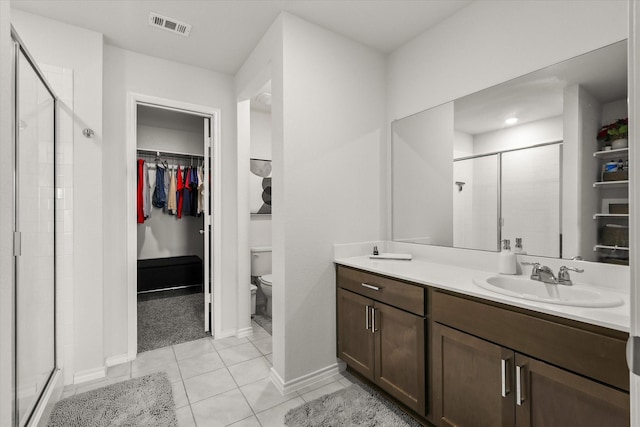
[559,266,584,274]
[558,265,584,278]
[521,262,542,280]
[557,265,583,285]
[521,261,541,271]
[521,261,540,267]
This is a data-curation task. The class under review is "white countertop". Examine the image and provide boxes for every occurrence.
[335,255,630,333]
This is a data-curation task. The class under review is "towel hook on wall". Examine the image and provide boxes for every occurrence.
[455,181,466,192]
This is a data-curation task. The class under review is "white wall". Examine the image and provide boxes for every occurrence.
[453,155,499,251]
[278,13,386,383]
[11,9,105,379]
[563,85,600,261]
[602,98,629,125]
[236,12,386,386]
[0,3,13,425]
[392,102,454,245]
[251,109,272,159]
[250,108,272,248]
[388,1,628,121]
[453,130,473,157]
[502,144,561,257]
[387,0,627,263]
[472,116,563,154]
[102,45,236,358]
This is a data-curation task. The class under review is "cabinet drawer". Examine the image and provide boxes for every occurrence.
[337,266,425,316]
[432,291,628,391]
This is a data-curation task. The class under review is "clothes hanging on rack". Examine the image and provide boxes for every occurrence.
[176,166,184,219]
[167,167,177,214]
[189,167,199,216]
[162,165,170,212]
[137,159,145,223]
[144,161,152,219]
[136,150,206,221]
[183,167,192,217]
[197,166,204,215]
[137,159,152,223]
[152,165,166,208]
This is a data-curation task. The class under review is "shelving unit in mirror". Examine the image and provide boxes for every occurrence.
[593,140,629,265]
[593,147,629,159]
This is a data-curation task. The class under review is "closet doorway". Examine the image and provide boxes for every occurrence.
[126,94,221,358]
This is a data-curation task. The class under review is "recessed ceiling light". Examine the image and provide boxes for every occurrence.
[505,117,518,125]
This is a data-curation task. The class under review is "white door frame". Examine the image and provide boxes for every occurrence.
[125,92,223,359]
[629,1,639,424]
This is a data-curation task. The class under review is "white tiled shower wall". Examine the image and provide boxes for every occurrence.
[40,64,74,385]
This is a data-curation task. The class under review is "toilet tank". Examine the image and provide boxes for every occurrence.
[250,247,272,277]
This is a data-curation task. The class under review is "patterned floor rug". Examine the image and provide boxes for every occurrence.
[285,382,422,426]
[47,373,176,427]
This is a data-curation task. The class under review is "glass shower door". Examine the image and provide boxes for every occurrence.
[15,47,56,426]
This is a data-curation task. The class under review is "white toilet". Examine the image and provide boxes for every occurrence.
[250,247,272,317]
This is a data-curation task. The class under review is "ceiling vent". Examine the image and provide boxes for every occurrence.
[148,12,192,37]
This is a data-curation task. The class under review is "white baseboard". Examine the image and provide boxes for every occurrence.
[236,326,253,338]
[73,366,106,384]
[270,362,344,395]
[213,328,237,340]
[105,353,131,367]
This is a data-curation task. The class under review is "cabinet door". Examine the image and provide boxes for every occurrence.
[432,323,514,427]
[337,288,375,380]
[374,301,426,415]
[515,354,629,427]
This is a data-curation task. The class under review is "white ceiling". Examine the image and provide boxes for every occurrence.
[10,0,472,75]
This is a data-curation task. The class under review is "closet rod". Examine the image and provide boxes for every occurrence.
[137,148,205,159]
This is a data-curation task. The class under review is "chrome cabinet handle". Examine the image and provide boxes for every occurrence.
[371,307,377,333]
[365,305,370,330]
[516,365,524,405]
[501,358,509,397]
[361,283,380,291]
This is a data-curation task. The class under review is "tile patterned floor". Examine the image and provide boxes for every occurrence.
[61,321,355,427]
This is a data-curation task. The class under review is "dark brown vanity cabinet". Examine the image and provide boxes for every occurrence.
[431,291,629,427]
[335,265,630,426]
[337,266,426,415]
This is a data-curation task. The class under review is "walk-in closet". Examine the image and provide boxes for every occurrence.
[135,104,212,353]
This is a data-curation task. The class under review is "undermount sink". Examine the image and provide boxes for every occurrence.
[473,275,624,308]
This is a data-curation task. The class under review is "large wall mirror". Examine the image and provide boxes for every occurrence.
[392,40,628,263]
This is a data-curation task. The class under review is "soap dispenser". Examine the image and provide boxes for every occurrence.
[499,239,517,275]
[513,237,527,255]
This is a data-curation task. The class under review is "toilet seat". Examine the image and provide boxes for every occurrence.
[260,274,272,286]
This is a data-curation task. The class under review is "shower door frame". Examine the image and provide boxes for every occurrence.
[11,27,61,427]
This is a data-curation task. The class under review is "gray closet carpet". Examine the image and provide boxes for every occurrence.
[137,289,209,353]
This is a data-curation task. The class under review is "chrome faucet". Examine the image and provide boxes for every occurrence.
[522,262,584,285]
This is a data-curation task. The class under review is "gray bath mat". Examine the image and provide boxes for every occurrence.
[284,382,422,426]
[47,372,176,427]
